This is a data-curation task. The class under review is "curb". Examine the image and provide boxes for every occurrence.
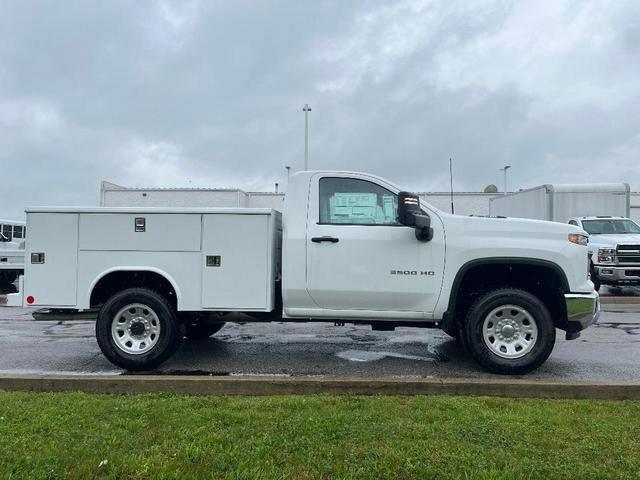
[599,296,640,304]
[0,375,639,400]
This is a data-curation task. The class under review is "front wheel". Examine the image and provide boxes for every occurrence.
[96,288,182,371]
[462,288,556,375]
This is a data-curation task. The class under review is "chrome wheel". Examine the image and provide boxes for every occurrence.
[111,303,161,355]
[482,304,538,359]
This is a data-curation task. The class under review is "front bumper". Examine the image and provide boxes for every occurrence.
[564,291,600,339]
[594,265,640,283]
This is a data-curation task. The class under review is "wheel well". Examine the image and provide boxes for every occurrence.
[90,271,178,309]
[446,262,568,330]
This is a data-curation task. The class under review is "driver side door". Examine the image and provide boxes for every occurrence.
[305,174,445,317]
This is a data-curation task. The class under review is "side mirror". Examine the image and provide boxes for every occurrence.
[397,192,433,242]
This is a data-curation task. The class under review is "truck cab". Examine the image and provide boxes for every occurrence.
[8,170,599,375]
[568,216,640,291]
[282,172,445,321]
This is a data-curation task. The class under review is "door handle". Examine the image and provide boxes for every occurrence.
[311,236,339,243]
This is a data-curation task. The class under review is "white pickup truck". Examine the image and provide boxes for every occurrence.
[0,233,24,286]
[568,216,640,291]
[8,171,599,374]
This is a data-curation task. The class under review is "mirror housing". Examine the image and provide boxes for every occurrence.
[397,192,433,242]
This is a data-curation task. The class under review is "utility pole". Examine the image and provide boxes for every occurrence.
[500,165,511,195]
[303,104,312,170]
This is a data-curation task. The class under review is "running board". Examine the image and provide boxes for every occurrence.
[32,309,99,322]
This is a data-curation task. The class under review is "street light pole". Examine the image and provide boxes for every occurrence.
[303,104,312,170]
[285,165,291,186]
[500,165,511,195]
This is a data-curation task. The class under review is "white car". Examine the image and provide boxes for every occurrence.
[568,216,640,291]
[10,171,599,374]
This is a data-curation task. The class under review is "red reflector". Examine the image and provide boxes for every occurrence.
[26,296,35,304]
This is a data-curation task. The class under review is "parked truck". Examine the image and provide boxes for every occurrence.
[489,183,631,221]
[568,216,640,291]
[0,219,26,285]
[0,232,24,286]
[7,171,599,374]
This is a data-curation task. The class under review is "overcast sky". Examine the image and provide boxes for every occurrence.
[2,0,640,219]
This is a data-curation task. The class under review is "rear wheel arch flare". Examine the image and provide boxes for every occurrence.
[89,269,181,309]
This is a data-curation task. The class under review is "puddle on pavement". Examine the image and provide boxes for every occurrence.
[596,322,640,335]
[335,349,435,363]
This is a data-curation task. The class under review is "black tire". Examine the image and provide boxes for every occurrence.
[462,288,556,375]
[184,321,225,340]
[96,288,182,371]
[589,262,601,292]
[0,271,18,285]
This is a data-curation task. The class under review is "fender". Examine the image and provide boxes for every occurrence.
[441,257,570,328]
[86,266,183,309]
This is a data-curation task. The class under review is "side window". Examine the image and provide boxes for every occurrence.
[568,220,578,226]
[1,224,12,241]
[319,177,399,225]
[13,226,23,239]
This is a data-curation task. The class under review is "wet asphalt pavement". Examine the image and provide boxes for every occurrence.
[0,293,638,382]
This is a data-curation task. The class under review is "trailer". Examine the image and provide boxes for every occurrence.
[489,184,630,222]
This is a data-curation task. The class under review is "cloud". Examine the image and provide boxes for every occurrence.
[0,0,639,219]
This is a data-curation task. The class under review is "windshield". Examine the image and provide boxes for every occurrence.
[581,219,640,235]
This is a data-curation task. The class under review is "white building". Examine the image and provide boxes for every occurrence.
[100,180,640,222]
[101,181,495,216]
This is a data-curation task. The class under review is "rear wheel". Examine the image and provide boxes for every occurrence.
[96,288,182,371]
[462,288,556,375]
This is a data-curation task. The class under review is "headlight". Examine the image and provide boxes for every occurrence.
[597,248,616,264]
[568,233,588,246]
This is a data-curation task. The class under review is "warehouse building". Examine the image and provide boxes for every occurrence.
[100,181,495,216]
[100,180,640,221]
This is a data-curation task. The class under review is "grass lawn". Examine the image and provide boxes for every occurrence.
[0,392,638,479]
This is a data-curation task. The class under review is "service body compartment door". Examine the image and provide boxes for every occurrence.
[79,214,201,252]
[25,213,79,306]
[201,214,272,310]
